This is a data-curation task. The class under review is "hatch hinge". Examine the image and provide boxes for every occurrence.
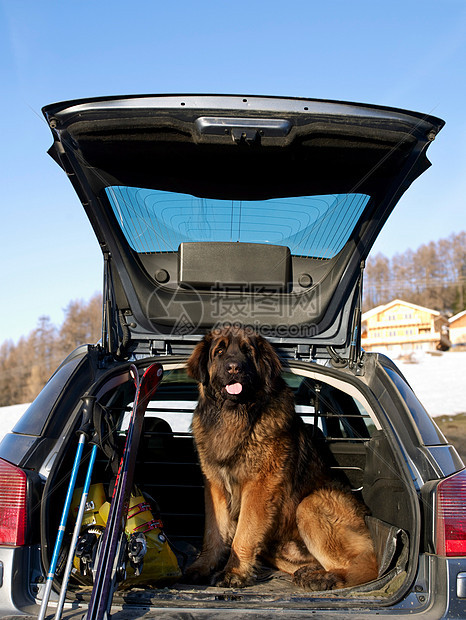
[348,260,365,374]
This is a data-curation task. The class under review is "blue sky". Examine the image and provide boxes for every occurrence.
[1,0,465,344]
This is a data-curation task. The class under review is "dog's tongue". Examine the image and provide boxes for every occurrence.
[225,382,243,395]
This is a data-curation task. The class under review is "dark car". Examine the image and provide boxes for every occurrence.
[0,94,465,618]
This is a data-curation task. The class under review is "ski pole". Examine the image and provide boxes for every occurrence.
[38,395,95,620]
[53,440,98,619]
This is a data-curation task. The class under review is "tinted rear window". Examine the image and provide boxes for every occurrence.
[105,186,370,259]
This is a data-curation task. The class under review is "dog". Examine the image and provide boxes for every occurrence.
[184,325,378,591]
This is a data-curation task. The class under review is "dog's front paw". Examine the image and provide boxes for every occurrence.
[293,566,343,591]
[181,561,215,585]
[214,569,254,588]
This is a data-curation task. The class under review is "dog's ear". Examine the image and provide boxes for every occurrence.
[254,333,283,390]
[187,333,214,385]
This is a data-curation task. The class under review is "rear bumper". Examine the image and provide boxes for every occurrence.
[2,550,466,618]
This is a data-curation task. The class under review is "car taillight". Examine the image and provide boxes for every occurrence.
[436,469,466,557]
[0,458,27,546]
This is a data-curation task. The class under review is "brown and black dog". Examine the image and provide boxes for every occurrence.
[184,325,378,591]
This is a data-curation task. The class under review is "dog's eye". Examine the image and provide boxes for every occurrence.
[241,344,251,354]
[215,348,224,357]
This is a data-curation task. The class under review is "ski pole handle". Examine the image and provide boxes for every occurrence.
[78,395,96,439]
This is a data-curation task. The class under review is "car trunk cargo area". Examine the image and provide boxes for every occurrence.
[40,359,416,613]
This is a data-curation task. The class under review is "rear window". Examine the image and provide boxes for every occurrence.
[105,186,370,259]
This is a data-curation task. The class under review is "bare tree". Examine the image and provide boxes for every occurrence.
[59,293,102,355]
[0,295,102,406]
[364,231,466,314]
[363,253,391,310]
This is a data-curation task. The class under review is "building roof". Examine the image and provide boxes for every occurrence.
[362,298,440,322]
[449,309,466,324]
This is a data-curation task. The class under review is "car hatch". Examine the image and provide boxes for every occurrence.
[42,94,444,357]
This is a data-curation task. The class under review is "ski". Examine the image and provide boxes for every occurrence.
[83,362,163,620]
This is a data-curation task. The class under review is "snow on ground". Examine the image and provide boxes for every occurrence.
[0,402,30,442]
[0,351,464,443]
[393,350,466,419]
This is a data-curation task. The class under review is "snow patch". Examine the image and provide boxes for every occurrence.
[395,350,466,418]
[0,403,30,442]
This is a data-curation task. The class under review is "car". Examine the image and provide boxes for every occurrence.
[0,94,465,619]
